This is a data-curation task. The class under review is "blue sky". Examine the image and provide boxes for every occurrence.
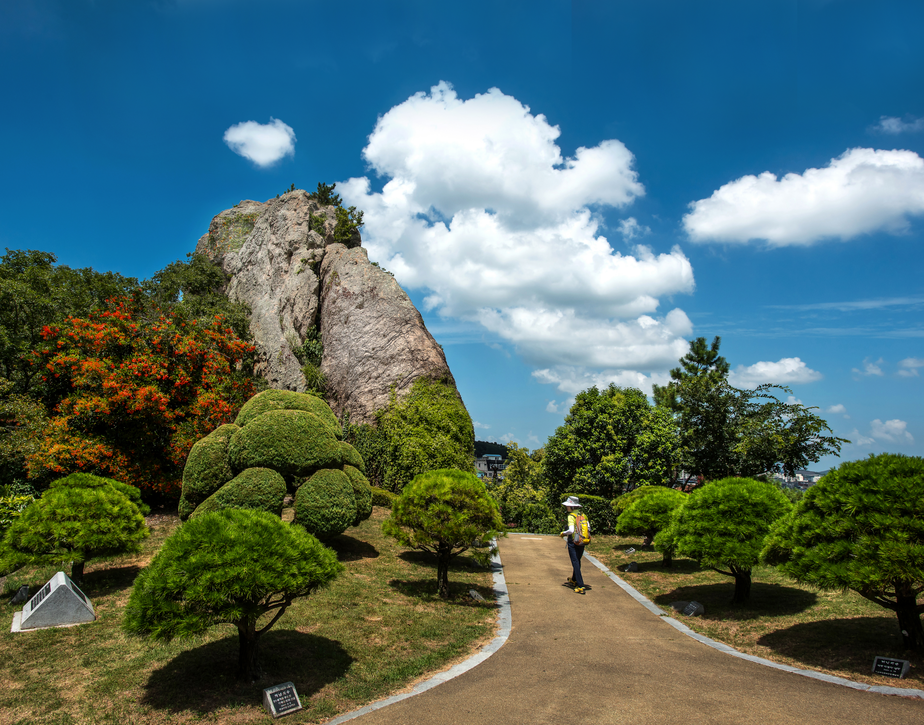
[2,0,923,468]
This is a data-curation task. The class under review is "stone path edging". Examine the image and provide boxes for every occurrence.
[586,553,924,701]
[326,546,512,724]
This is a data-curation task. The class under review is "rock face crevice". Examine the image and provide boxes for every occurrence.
[195,190,457,425]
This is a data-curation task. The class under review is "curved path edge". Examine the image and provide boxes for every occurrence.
[585,553,924,701]
[326,547,512,724]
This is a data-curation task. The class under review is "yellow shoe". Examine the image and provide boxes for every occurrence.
[574,587,586,595]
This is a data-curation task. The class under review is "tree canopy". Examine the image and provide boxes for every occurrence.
[544,385,679,502]
[27,296,257,497]
[123,508,342,680]
[659,477,791,602]
[382,468,503,598]
[653,336,845,481]
[616,486,686,554]
[762,453,924,652]
[2,472,149,581]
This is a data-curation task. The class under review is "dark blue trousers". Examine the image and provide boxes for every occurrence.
[567,539,586,587]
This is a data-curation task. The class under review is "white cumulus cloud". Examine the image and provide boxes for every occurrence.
[473,421,491,430]
[683,148,924,246]
[871,116,924,134]
[618,217,650,240]
[852,357,885,377]
[339,82,695,382]
[728,357,823,389]
[826,404,849,419]
[870,418,914,444]
[898,357,924,378]
[223,118,296,167]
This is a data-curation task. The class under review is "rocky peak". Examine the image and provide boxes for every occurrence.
[194,189,457,425]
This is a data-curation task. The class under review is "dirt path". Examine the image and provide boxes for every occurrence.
[339,535,922,724]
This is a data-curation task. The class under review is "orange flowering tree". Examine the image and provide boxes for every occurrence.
[27,295,256,499]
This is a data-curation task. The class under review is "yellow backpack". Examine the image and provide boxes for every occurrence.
[572,513,591,545]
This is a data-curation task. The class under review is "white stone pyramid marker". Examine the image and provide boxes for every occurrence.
[11,571,95,633]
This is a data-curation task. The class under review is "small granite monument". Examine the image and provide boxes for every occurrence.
[11,572,95,633]
[263,682,303,718]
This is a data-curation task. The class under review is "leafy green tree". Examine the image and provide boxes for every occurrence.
[0,377,47,486]
[762,453,924,652]
[658,477,791,602]
[544,385,679,502]
[485,442,546,525]
[653,337,845,480]
[123,509,342,680]
[2,473,149,581]
[373,377,476,492]
[616,487,686,558]
[382,469,504,599]
[0,249,139,396]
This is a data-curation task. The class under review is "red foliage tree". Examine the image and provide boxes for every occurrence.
[27,296,256,497]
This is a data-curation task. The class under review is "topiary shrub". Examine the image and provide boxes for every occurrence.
[612,484,663,517]
[616,487,686,564]
[2,476,149,582]
[343,465,373,526]
[660,477,791,603]
[54,472,151,515]
[179,424,238,520]
[191,467,286,519]
[520,502,559,534]
[293,469,357,540]
[234,388,341,436]
[229,410,342,477]
[383,468,504,598]
[371,486,397,508]
[123,509,342,681]
[181,390,371,539]
[561,492,618,534]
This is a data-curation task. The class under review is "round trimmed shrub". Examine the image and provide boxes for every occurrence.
[344,465,373,526]
[52,472,150,515]
[293,469,357,540]
[191,467,287,519]
[371,486,397,508]
[339,442,365,473]
[179,424,238,520]
[228,410,341,477]
[234,389,342,437]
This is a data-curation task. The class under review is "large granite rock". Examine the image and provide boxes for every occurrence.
[194,190,456,424]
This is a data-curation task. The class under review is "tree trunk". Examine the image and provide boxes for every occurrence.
[895,594,924,653]
[661,550,673,568]
[731,567,751,603]
[237,621,262,681]
[436,547,451,599]
[70,561,85,583]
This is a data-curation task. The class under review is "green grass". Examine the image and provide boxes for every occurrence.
[0,507,497,724]
[587,534,923,690]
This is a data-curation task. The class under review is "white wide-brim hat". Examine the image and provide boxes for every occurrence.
[562,496,582,507]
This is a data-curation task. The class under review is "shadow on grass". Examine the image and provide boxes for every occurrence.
[756,616,922,678]
[397,550,489,571]
[80,564,143,596]
[140,629,352,714]
[615,558,702,575]
[389,578,496,605]
[652,581,818,618]
[328,534,380,562]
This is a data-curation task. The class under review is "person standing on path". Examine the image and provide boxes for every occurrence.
[559,496,591,594]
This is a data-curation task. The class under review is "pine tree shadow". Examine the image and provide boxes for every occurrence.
[652,582,817,618]
[80,564,143,596]
[756,616,923,681]
[388,578,495,605]
[140,630,352,714]
[326,533,380,561]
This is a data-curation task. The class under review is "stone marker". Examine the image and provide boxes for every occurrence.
[11,572,95,633]
[669,601,689,613]
[263,681,303,718]
[872,656,910,679]
[10,585,30,605]
[623,562,638,572]
[682,600,704,617]
[469,589,486,601]
[624,547,636,555]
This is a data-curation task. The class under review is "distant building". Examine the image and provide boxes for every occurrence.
[772,469,827,490]
[475,453,505,480]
